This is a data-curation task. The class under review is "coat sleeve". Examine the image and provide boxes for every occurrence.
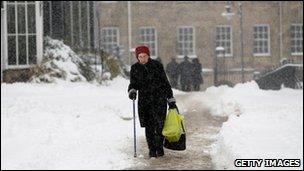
[158,62,175,102]
[128,65,139,94]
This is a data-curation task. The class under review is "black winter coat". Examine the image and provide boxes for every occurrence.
[166,60,179,79]
[191,62,203,85]
[128,58,174,127]
[178,60,193,85]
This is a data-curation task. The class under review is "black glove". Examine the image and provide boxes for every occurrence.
[168,101,177,109]
[129,90,137,100]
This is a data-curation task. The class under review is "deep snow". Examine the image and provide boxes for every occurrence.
[1,79,303,170]
[2,77,144,169]
[203,82,303,170]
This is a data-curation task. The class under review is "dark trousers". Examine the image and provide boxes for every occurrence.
[193,84,200,91]
[181,84,191,92]
[144,113,165,152]
[169,77,178,89]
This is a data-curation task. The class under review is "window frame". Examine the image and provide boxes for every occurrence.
[291,23,303,56]
[177,26,196,58]
[138,26,158,58]
[6,1,38,69]
[215,25,233,57]
[101,27,120,55]
[253,24,271,57]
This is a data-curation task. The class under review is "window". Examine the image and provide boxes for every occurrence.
[89,1,95,50]
[69,2,79,48]
[43,1,51,36]
[1,1,4,9]
[253,25,270,56]
[81,1,88,49]
[101,27,119,54]
[7,1,37,67]
[291,24,303,55]
[62,1,71,45]
[44,1,94,51]
[139,27,157,57]
[216,26,232,57]
[178,26,195,57]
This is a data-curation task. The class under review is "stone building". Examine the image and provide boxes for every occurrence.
[1,1,302,88]
[99,1,303,89]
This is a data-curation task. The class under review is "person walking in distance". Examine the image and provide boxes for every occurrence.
[191,58,203,91]
[177,55,192,91]
[166,57,179,89]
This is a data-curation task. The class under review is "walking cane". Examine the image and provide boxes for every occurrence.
[133,99,137,157]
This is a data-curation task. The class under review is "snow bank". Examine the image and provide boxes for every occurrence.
[30,37,94,83]
[205,81,303,169]
[1,77,145,169]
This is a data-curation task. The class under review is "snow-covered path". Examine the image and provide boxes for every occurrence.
[126,94,228,169]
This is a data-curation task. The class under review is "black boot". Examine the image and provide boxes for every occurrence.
[157,147,164,157]
[155,133,165,157]
[149,149,157,158]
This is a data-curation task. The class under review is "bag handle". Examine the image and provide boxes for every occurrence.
[180,120,185,133]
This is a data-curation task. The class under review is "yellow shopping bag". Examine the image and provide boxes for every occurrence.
[162,108,185,142]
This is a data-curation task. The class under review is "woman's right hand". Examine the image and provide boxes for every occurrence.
[128,89,137,100]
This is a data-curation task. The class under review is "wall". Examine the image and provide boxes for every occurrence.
[99,1,303,88]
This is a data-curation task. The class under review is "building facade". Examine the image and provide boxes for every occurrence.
[99,1,303,89]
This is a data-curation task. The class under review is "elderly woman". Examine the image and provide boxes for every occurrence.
[128,45,177,158]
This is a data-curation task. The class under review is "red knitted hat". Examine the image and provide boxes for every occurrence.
[135,45,150,58]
